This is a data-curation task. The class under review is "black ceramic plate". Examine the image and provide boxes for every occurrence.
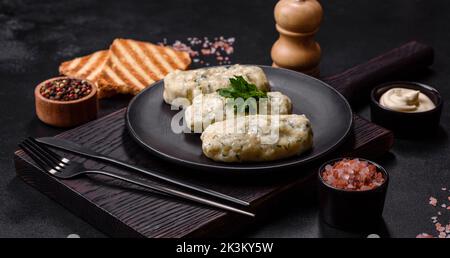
[126,66,352,173]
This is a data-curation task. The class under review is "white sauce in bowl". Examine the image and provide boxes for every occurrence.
[379,88,435,112]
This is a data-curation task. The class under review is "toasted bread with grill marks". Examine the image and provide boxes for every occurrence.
[59,50,113,98]
[59,38,191,98]
[98,38,191,95]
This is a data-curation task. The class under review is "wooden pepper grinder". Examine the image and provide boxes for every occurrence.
[271,0,323,77]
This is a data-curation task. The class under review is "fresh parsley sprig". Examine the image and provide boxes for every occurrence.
[218,76,267,100]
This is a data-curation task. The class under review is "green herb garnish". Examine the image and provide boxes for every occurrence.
[218,76,267,100]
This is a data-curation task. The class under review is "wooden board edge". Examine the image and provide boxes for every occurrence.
[352,131,394,158]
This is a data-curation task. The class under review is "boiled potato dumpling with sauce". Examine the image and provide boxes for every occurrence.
[200,114,313,162]
[185,91,293,132]
[163,64,270,104]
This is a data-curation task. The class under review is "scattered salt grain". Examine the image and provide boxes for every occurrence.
[159,36,235,67]
[436,223,445,232]
[418,189,450,238]
[429,197,438,207]
[416,233,434,238]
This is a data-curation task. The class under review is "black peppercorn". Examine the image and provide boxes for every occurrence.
[40,78,92,101]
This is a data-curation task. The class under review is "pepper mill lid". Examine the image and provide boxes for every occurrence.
[274,0,323,34]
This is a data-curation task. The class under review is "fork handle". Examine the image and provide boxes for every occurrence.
[97,156,249,206]
[84,170,255,218]
[36,137,249,207]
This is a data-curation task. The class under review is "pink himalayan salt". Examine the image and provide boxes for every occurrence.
[321,158,385,191]
[162,37,235,66]
[416,233,434,238]
[429,197,438,207]
[436,223,445,232]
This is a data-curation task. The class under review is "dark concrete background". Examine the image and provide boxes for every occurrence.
[0,0,449,238]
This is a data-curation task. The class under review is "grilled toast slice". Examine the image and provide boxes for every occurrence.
[98,38,191,96]
[59,50,115,98]
[59,38,191,98]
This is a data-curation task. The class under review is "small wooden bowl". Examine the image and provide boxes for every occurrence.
[35,76,98,127]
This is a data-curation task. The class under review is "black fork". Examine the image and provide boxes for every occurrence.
[19,138,255,217]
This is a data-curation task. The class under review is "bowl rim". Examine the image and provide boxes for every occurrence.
[370,81,443,115]
[35,76,97,104]
[318,157,389,193]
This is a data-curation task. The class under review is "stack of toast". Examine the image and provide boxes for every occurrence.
[59,38,191,98]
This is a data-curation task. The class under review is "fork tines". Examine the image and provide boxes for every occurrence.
[19,138,69,174]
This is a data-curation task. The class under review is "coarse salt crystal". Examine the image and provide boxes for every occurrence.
[429,197,438,206]
[436,223,445,232]
[159,36,235,67]
[201,49,211,55]
[416,233,434,238]
[321,158,384,191]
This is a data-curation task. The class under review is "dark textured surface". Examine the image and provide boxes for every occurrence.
[1,0,449,238]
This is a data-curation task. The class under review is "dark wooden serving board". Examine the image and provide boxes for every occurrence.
[14,41,433,238]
